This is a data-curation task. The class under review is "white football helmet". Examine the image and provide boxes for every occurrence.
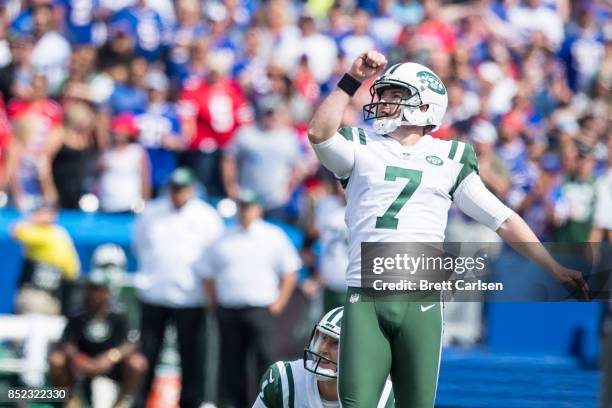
[363,62,448,135]
[303,307,343,381]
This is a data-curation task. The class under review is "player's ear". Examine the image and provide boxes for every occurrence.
[419,104,430,112]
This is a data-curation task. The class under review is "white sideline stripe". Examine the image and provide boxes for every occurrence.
[276,361,289,408]
[433,300,444,407]
[377,379,393,408]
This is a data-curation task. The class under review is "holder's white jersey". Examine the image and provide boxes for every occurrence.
[253,359,394,408]
[312,127,512,287]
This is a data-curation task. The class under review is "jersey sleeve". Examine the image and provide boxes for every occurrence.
[449,142,479,198]
[253,362,284,408]
[311,127,359,180]
[454,172,513,231]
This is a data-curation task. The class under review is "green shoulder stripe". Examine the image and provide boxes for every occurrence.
[450,143,479,198]
[257,362,284,408]
[338,127,367,145]
[357,128,367,145]
[448,140,458,160]
[338,127,353,141]
[283,362,295,408]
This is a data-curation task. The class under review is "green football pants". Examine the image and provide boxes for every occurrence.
[338,287,443,408]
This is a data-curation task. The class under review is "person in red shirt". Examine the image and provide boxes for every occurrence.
[178,53,252,198]
[6,73,62,210]
[414,0,457,54]
[7,73,63,128]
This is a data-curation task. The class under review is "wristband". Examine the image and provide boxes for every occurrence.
[337,73,362,96]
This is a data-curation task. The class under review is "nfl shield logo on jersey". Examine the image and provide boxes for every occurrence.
[402,152,411,160]
[350,293,360,303]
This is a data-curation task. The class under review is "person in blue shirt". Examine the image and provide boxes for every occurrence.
[110,0,165,62]
[167,0,206,81]
[135,70,183,196]
[104,57,148,116]
[558,4,605,92]
[61,0,104,46]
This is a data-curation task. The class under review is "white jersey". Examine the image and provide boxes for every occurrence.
[315,196,349,292]
[312,127,513,287]
[253,359,394,408]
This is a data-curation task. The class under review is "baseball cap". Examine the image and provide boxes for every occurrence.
[469,120,498,144]
[236,189,260,205]
[111,113,139,136]
[87,267,116,289]
[169,167,197,188]
[258,94,283,115]
[206,2,228,22]
[500,112,524,132]
[145,70,169,92]
[478,62,503,83]
[109,20,135,38]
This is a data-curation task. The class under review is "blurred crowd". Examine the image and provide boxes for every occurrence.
[1,0,612,406]
[0,0,607,240]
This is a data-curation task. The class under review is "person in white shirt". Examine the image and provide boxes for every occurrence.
[31,2,71,96]
[507,0,564,49]
[97,113,151,213]
[199,190,301,408]
[132,167,224,408]
[312,177,349,312]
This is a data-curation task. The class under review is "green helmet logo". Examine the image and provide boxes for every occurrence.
[417,71,446,95]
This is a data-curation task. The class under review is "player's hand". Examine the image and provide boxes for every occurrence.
[551,265,590,300]
[348,50,387,82]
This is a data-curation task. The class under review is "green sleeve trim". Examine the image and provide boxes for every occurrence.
[258,363,284,407]
[338,127,353,141]
[283,362,295,408]
[448,140,458,160]
[357,128,367,145]
[450,143,479,198]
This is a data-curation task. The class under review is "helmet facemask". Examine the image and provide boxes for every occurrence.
[303,327,339,381]
[363,81,423,135]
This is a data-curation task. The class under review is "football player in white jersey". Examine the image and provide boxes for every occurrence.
[252,307,394,408]
[307,50,589,407]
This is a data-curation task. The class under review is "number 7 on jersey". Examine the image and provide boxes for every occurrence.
[375,166,423,230]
